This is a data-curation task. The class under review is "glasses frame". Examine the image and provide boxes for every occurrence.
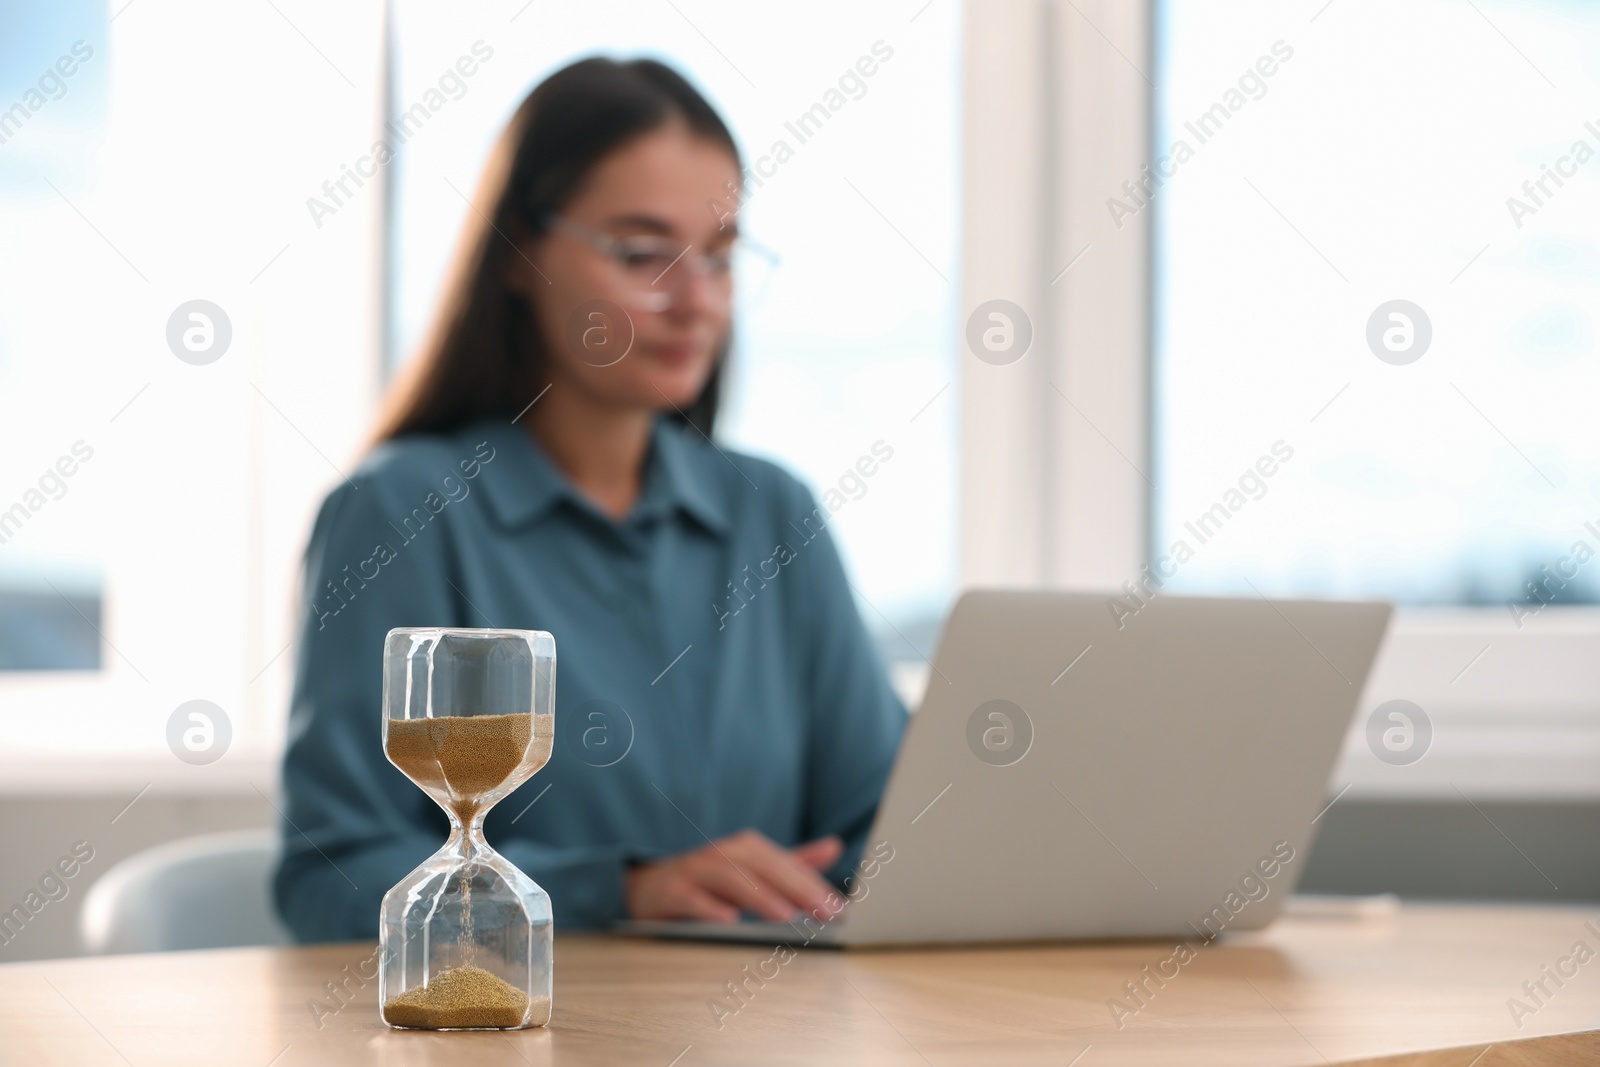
[544,213,778,311]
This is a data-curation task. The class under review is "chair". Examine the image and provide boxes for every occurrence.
[80,828,292,954]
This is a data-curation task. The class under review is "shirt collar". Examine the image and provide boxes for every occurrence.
[468,416,730,538]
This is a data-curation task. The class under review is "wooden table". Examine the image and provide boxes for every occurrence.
[3,902,1598,1066]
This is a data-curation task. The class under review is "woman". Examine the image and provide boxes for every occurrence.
[272,57,907,938]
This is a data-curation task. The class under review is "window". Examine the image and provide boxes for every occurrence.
[1152,0,1600,609]
[1146,0,1600,798]
[0,0,109,670]
[0,2,381,775]
[961,0,1600,799]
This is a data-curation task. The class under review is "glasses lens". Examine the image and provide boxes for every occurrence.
[617,241,682,278]
[609,239,775,313]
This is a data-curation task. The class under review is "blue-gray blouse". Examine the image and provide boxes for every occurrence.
[272,415,907,938]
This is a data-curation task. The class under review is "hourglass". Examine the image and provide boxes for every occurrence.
[378,627,556,1030]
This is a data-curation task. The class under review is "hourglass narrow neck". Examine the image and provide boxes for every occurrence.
[441,797,494,863]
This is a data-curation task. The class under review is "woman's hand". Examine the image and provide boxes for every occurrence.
[625,830,845,923]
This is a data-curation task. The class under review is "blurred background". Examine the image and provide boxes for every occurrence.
[1,0,1595,961]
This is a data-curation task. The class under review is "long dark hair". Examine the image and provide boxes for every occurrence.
[371,57,740,445]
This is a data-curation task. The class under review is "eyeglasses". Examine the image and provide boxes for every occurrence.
[546,214,777,313]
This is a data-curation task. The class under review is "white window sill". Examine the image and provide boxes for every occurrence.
[6,610,1596,800]
[0,747,281,797]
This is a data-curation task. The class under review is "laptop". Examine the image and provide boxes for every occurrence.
[617,589,1393,948]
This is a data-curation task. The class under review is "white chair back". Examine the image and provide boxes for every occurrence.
[80,829,291,954]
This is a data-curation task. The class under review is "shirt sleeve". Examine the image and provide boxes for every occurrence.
[271,465,634,940]
[784,484,910,890]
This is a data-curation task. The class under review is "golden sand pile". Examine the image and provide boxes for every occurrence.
[386,713,553,820]
[383,964,549,1029]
